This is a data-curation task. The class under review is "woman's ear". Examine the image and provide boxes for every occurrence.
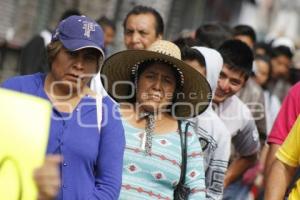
[157,34,163,40]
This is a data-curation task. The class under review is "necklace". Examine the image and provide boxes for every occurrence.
[139,112,155,155]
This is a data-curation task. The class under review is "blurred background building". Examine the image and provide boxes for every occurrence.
[0,0,299,82]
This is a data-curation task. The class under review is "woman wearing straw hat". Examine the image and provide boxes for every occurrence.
[101,40,211,199]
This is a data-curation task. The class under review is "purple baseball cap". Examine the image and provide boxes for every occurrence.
[52,15,105,57]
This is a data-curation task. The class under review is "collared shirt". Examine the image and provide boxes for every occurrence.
[1,73,125,200]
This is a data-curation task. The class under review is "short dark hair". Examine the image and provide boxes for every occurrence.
[172,37,198,50]
[195,23,232,49]
[60,9,81,21]
[254,55,272,88]
[233,25,256,43]
[218,39,254,78]
[271,45,293,59]
[97,16,116,31]
[254,42,272,57]
[181,47,206,67]
[123,5,164,36]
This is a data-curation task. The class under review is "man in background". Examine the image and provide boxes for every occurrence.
[97,16,116,55]
[91,5,164,95]
[123,5,163,50]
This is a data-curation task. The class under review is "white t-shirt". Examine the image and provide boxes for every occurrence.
[214,95,260,157]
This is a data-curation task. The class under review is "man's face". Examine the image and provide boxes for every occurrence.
[254,60,270,86]
[213,65,247,104]
[271,55,291,78]
[103,26,116,47]
[124,13,162,50]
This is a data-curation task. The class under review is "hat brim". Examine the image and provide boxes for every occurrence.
[60,38,105,58]
[100,50,212,118]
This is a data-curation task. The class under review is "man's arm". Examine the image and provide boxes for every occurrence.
[264,159,296,200]
[265,116,300,199]
[224,153,257,188]
[264,143,280,179]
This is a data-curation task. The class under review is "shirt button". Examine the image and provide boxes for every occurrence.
[63,162,67,166]
[62,184,67,189]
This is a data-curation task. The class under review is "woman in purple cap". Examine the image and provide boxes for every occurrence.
[1,15,125,200]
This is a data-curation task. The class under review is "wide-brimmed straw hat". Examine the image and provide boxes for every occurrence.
[100,40,212,118]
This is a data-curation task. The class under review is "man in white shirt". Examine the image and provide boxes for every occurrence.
[182,46,231,200]
[213,40,260,200]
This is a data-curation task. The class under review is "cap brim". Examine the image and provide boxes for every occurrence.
[100,50,212,118]
[60,38,105,58]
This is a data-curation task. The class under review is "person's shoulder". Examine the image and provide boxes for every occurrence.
[1,73,44,91]
[288,81,300,96]
[102,96,121,119]
[230,95,243,103]
[232,95,251,110]
[206,109,231,141]
[230,95,254,123]
[102,95,119,107]
[222,95,247,110]
[292,81,300,88]
[193,108,230,135]
[2,75,23,87]
[276,81,300,112]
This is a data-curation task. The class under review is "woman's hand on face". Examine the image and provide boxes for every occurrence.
[34,155,62,200]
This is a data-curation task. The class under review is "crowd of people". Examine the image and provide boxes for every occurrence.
[2,4,300,200]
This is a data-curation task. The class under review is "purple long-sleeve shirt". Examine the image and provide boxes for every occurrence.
[1,73,125,200]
